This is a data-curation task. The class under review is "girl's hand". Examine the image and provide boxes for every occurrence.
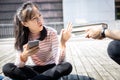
[60,22,72,47]
[21,44,39,61]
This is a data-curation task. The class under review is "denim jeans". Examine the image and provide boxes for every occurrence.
[2,62,72,80]
[107,40,120,65]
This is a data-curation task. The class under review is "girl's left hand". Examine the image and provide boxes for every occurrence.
[60,22,72,46]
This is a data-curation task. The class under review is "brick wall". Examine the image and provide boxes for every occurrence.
[0,0,63,23]
[0,0,63,38]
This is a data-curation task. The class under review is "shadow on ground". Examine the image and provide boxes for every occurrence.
[60,74,95,80]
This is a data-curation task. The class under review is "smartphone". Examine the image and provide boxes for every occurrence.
[28,40,39,49]
[72,23,108,35]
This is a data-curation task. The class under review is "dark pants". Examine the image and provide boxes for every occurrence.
[2,62,72,80]
[107,40,120,65]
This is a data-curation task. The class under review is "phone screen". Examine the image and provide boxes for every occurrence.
[28,40,39,49]
[72,23,108,35]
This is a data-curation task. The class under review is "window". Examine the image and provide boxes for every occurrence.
[115,0,120,19]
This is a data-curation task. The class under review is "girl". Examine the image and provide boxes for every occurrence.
[2,1,72,80]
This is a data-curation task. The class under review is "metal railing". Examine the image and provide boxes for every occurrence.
[0,24,14,38]
[0,22,64,38]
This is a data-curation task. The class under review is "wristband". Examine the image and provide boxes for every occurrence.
[101,28,106,38]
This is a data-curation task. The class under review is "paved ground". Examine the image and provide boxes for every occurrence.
[0,37,120,80]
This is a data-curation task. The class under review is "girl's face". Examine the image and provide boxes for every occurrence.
[23,6,44,34]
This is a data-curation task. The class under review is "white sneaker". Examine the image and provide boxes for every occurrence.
[2,77,12,80]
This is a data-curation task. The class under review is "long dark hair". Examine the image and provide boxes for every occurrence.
[14,1,47,51]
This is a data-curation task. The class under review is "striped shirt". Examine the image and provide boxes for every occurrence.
[15,26,65,67]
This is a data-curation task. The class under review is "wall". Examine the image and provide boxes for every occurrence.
[0,0,63,24]
[0,0,63,38]
[63,0,115,27]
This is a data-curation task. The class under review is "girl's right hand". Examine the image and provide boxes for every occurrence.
[21,44,39,59]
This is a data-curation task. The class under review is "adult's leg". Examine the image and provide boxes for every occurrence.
[2,63,38,80]
[32,62,72,80]
[107,40,120,65]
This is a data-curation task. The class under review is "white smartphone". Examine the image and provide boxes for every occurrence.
[28,40,39,49]
[72,23,108,34]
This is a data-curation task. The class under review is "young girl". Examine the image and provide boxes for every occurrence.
[2,1,72,80]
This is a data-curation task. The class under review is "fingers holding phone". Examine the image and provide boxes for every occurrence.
[23,40,40,56]
[28,40,39,49]
[27,40,39,55]
[26,46,39,56]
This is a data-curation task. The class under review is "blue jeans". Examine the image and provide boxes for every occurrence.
[107,40,120,65]
[2,62,72,80]
[0,75,4,80]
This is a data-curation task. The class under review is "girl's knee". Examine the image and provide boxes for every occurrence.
[60,62,73,74]
[2,63,16,76]
[64,62,72,72]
